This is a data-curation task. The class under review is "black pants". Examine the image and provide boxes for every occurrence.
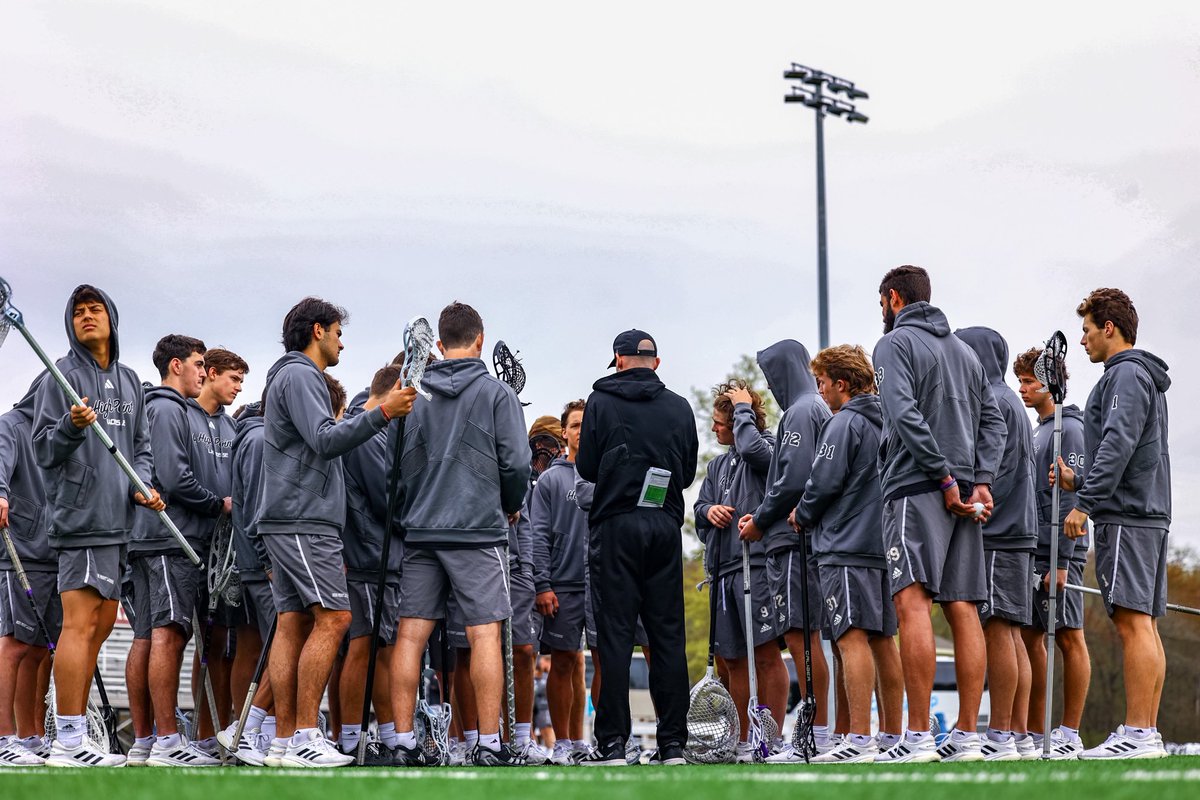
[590,510,688,748]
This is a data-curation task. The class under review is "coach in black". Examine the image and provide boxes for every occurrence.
[576,329,698,766]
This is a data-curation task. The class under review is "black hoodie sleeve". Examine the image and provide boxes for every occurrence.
[575,395,602,484]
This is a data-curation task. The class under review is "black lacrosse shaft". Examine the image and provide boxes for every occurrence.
[707,574,718,668]
[796,529,816,763]
[230,616,277,758]
[357,414,406,765]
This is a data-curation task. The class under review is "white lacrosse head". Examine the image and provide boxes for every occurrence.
[402,317,437,400]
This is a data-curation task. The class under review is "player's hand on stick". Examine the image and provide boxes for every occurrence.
[787,508,802,533]
[706,504,735,528]
[381,383,417,419]
[507,510,521,526]
[724,386,753,407]
[0,497,8,528]
[1050,457,1076,491]
[1064,508,1088,539]
[134,487,166,512]
[71,396,97,429]
[1043,568,1067,593]
[738,514,763,542]
[536,591,559,617]
[222,496,233,516]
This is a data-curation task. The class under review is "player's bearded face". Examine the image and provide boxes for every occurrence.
[881,294,896,333]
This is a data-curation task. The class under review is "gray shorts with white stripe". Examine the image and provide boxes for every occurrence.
[261,533,351,613]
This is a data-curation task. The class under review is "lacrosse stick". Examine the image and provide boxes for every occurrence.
[225,614,276,764]
[357,316,436,765]
[191,515,236,743]
[684,572,739,763]
[1034,331,1068,760]
[2,528,118,753]
[792,533,817,762]
[493,340,524,759]
[1061,582,1200,617]
[414,644,452,764]
[0,278,200,567]
[741,540,778,761]
[492,341,530,406]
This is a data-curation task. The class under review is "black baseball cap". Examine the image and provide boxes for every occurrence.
[608,329,658,368]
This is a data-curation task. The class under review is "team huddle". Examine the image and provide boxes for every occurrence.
[0,264,1173,770]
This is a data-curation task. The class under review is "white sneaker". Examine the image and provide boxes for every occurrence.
[125,740,152,767]
[515,740,548,765]
[217,726,268,767]
[263,738,288,768]
[936,729,984,762]
[550,740,575,766]
[45,739,126,767]
[980,732,1020,761]
[815,734,841,755]
[874,733,941,763]
[734,741,756,763]
[448,740,470,767]
[1081,726,1166,760]
[764,744,809,764]
[1013,733,1040,761]
[812,737,878,764]
[281,729,355,768]
[0,739,44,766]
[147,739,222,767]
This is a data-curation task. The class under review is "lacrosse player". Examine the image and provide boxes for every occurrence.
[1059,289,1171,760]
[870,266,1006,763]
[32,286,163,767]
[389,302,530,767]
[0,380,59,766]
[258,297,415,768]
[956,328,1037,761]
[737,339,833,757]
[1014,348,1091,759]
[693,382,786,762]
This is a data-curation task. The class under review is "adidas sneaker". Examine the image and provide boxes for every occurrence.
[980,732,1021,761]
[811,737,878,764]
[1080,726,1166,760]
[146,739,222,767]
[45,739,126,768]
[874,732,941,763]
[281,729,355,768]
[935,729,984,762]
[0,739,44,766]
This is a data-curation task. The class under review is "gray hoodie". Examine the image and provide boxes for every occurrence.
[130,387,233,556]
[531,457,591,593]
[258,351,390,538]
[231,406,269,580]
[751,340,831,555]
[32,286,153,549]
[872,302,1005,501]
[795,393,886,569]
[695,402,775,579]
[0,380,53,571]
[396,358,530,549]
[509,496,533,576]
[1032,405,1088,564]
[955,327,1036,552]
[1075,349,1171,528]
[342,403,402,584]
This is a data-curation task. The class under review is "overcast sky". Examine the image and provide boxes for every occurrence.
[2,1,1197,548]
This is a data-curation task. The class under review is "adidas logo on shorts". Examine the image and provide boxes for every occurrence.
[980,603,990,613]
[833,614,843,626]
[892,568,902,580]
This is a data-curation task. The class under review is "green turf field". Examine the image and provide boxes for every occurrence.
[3,759,1199,800]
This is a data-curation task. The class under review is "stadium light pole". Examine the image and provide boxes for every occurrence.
[783,64,869,350]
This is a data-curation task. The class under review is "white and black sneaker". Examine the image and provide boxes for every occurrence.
[1080,726,1165,760]
[579,739,628,767]
[935,729,984,762]
[45,739,126,768]
[733,741,756,763]
[263,738,288,767]
[981,732,1021,762]
[812,737,878,764]
[217,726,268,767]
[0,738,44,766]
[124,740,152,767]
[626,739,643,765]
[473,744,526,767]
[515,740,548,765]
[147,738,222,767]
[647,743,685,766]
[1013,733,1040,760]
[874,733,941,763]
[282,729,355,768]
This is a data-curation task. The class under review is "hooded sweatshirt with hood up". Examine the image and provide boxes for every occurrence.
[576,367,698,529]
[795,393,886,568]
[258,351,390,538]
[1075,349,1171,528]
[751,340,831,556]
[871,302,1006,502]
[694,401,775,579]
[1032,404,1088,564]
[955,327,1035,552]
[342,403,402,584]
[32,286,153,549]
[0,378,53,571]
[531,456,593,593]
[231,404,270,580]
[396,358,530,549]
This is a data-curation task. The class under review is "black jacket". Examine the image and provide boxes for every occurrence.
[576,368,698,528]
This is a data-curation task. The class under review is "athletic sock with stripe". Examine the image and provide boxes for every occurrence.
[156,732,183,750]
[340,726,360,753]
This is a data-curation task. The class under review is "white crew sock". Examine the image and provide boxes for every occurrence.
[292,727,319,745]
[156,732,182,749]
[515,722,531,747]
[464,729,479,749]
[379,722,398,748]
[479,732,501,752]
[247,705,268,733]
[397,730,417,749]
[55,715,86,749]
[849,733,873,747]
[340,725,361,753]
[261,716,277,741]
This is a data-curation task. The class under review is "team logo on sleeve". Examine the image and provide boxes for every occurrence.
[875,367,885,385]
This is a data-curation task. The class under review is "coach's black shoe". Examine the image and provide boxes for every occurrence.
[392,742,438,767]
[363,741,396,767]
[647,743,685,766]
[472,745,526,767]
[579,739,628,767]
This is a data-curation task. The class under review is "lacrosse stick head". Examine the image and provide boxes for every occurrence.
[401,317,437,400]
[493,340,529,405]
[790,697,817,762]
[0,276,17,348]
[44,684,111,754]
[1034,331,1068,404]
[749,703,780,761]
[684,673,740,763]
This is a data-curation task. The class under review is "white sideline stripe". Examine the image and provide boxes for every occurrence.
[160,556,176,621]
[294,535,324,606]
[1110,525,1123,604]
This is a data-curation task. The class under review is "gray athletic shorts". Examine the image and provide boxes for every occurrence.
[399,545,510,626]
[57,545,126,600]
[540,589,586,653]
[447,566,538,649]
[818,564,897,641]
[712,566,781,659]
[262,534,351,613]
[585,578,648,650]
[1,569,62,647]
[1094,523,1169,618]
[1030,559,1086,631]
[979,550,1032,625]
[882,491,986,603]
[765,546,824,632]
[348,579,401,646]
[143,552,205,636]
[241,579,276,641]
[122,558,153,640]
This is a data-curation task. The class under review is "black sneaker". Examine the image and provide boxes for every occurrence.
[363,741,396,767]
[648,743,685,766]
[472,745,526,767]
[579,739,628,767]
[392,742,438,767]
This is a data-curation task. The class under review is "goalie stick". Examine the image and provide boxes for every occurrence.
[684,572,739,763]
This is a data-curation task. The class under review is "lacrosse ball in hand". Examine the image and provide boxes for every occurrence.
[973,502,986,519]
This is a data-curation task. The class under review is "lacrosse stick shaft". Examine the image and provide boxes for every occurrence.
[7,321,199,566]
[797,530,816,763]
[503,549,516,749]
[1063,583,1200,617]
[191,606,222,742]
[740,540,766,759]
[230,617,276,759]
[1041,403,1062,758]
